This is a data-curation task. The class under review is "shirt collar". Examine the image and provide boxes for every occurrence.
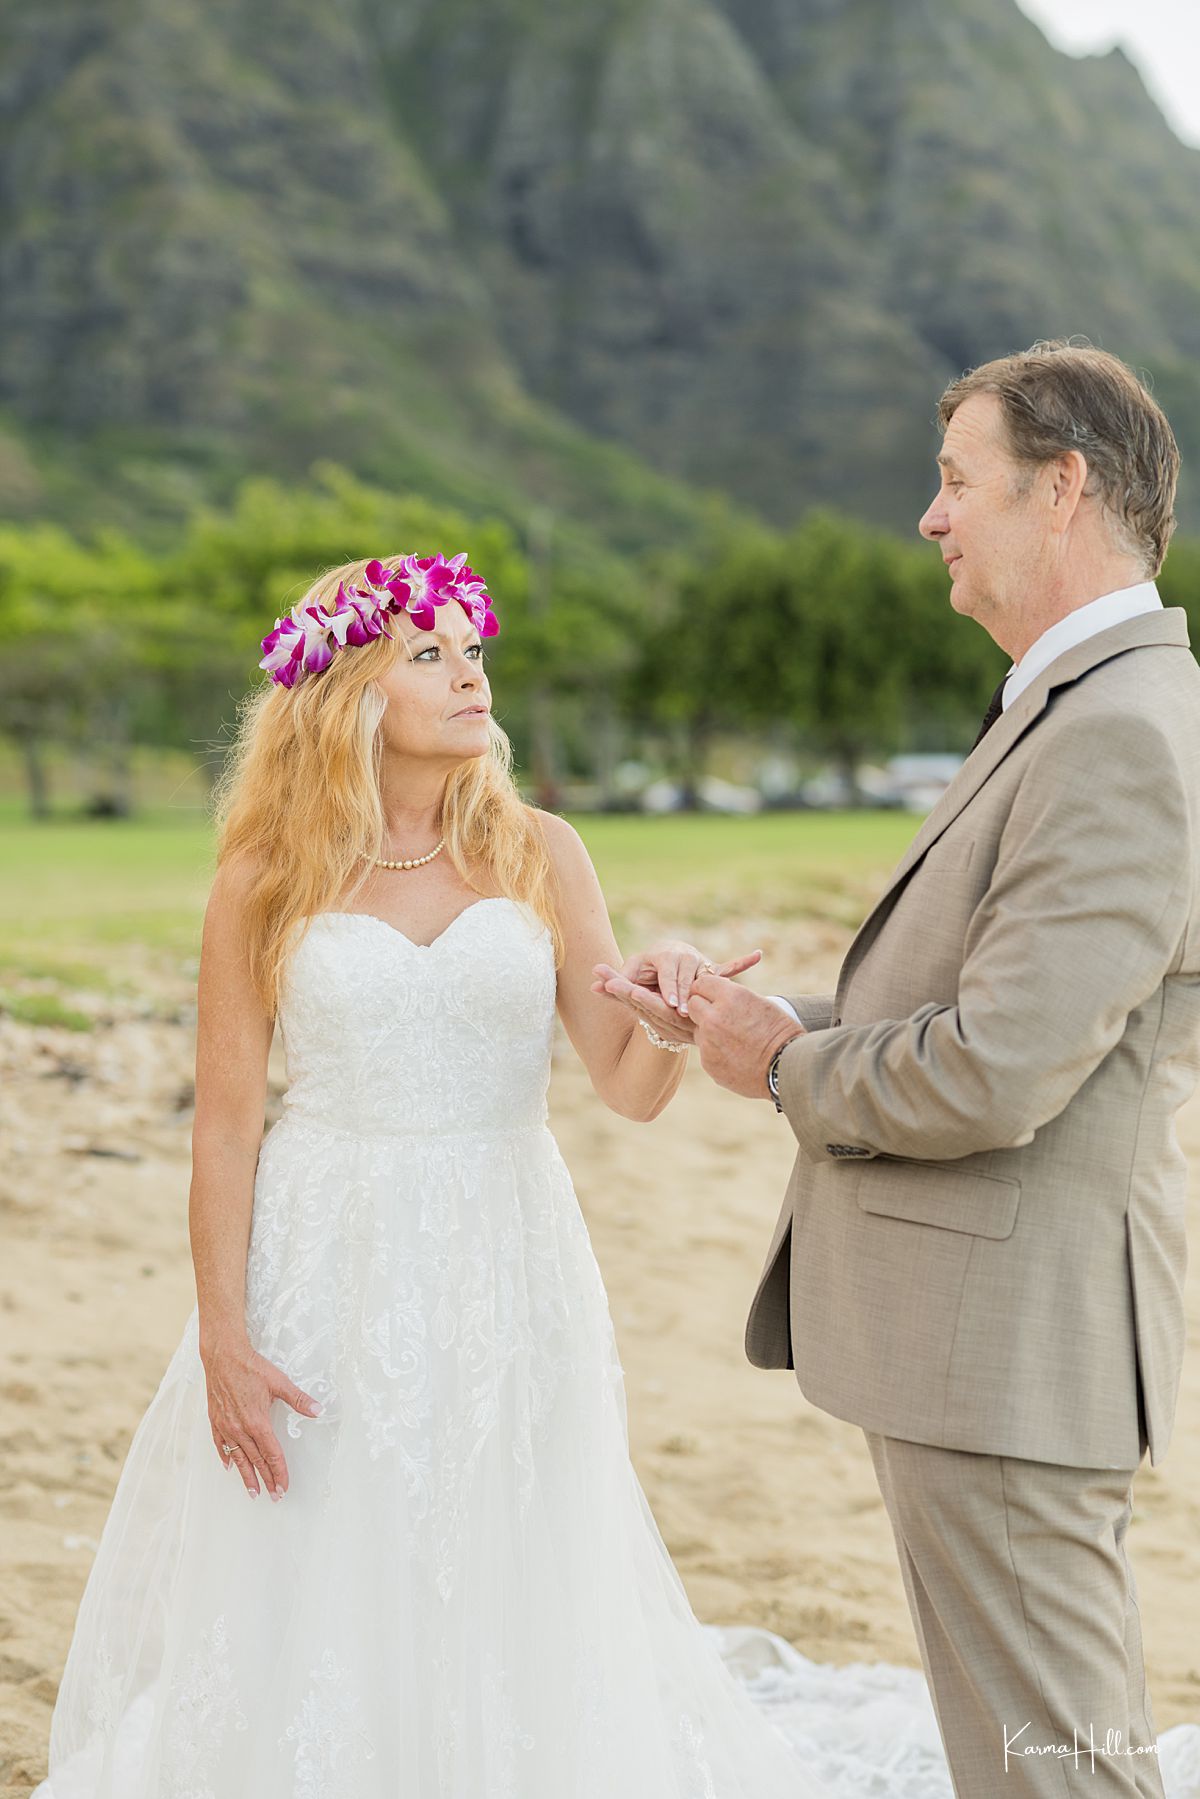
[1001,581,1163,711]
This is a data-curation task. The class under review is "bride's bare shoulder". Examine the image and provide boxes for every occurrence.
[528,807,591,849]
[206,848,266,915]
[527,808,597,888]
[200,852,272,1001]
[526,808,616,956]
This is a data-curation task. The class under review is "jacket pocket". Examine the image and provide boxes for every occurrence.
[920,833,976,874]
[855,1157,1020,1240]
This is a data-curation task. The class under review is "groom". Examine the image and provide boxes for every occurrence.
[597,340,1200,1797]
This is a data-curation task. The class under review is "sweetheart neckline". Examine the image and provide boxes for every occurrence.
[312,897,518,952]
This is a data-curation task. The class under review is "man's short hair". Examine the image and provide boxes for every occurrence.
[936,339,1180,577]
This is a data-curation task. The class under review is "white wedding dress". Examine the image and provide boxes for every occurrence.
[31,899,1200,1798]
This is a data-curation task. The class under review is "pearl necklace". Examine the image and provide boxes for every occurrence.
[358,840,446,872]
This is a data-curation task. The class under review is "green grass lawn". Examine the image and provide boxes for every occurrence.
[0,802,923,1018]
[574,810,919,897]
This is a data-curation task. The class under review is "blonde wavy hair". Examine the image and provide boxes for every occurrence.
[211,555,563,1017]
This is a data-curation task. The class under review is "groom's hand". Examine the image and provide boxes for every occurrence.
[591,942,763,1041]
[684,971,806,1099]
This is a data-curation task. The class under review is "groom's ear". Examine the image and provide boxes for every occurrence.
[1047,448,1088,530]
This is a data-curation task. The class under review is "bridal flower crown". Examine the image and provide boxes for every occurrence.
[258,553,500,689]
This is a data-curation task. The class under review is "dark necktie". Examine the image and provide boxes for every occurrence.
[970,675,1008,751]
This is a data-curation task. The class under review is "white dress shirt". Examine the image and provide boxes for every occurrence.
[767,580,1163,1029]
[1000,579,1162,709]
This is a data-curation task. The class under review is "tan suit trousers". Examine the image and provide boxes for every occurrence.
[863,1430,1165,1799]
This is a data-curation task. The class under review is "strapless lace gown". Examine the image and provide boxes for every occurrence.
[31,900,1200,1798]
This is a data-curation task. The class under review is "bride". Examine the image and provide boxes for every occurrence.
[26,551,1065,1796]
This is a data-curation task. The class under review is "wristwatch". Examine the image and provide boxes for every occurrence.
[766,1037,800,1112]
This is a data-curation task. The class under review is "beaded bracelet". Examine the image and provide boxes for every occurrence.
[639,1017,689,1054]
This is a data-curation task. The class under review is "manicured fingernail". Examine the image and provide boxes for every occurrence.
[248,1488,258,1499]
[668,993,677,1006]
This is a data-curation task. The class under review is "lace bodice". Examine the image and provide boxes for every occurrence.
[277,900,557,1138]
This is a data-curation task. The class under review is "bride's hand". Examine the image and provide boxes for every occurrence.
[201,1333,321,1501]
[590,941,763,1023]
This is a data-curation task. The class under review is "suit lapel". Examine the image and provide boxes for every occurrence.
[832,607,1192,1007]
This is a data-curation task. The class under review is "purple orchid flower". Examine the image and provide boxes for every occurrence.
[258,552,499,686]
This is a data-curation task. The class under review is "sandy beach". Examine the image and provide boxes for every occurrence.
[2,910,1199,1793]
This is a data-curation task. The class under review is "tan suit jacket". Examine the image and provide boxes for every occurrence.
[746,607,1200,1469]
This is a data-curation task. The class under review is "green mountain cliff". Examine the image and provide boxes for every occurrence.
[1,0,1196,546]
